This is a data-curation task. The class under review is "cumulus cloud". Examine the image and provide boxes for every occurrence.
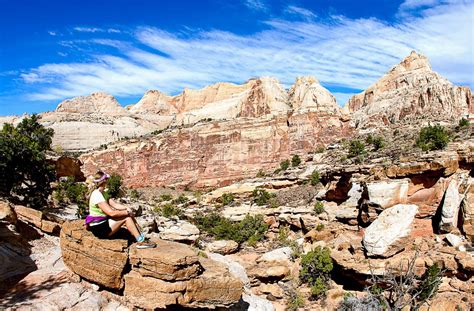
[21,1,473,106]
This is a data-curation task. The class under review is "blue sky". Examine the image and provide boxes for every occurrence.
[0,0,473,116]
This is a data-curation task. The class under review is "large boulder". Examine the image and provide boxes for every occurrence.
[124,256,243,309]
[439,179,461,233]
[366,179,409,208]
[363,204,418,257]
[60,220,129,289]
[60,220,244,309]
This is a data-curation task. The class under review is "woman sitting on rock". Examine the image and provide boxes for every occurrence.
[85,171,156,249]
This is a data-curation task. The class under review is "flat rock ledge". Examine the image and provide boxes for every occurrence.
[60,220,243,309]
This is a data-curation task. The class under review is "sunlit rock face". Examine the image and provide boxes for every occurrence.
[343,51,473,128]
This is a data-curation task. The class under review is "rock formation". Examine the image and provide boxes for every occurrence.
[288,76,341,115]
[55,92,127,115]
[60,220,243,309]
[344,51,473,128]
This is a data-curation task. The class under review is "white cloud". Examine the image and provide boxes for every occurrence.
[73,27,103,33]
[285,5,316,20]
[48,31,57,36]
[21,1,473,106]
[244,0,267,11]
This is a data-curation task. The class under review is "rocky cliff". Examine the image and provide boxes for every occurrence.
[344,51,473,128]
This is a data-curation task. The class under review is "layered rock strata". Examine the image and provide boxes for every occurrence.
[344,51,473,128]
[60,220,243,309]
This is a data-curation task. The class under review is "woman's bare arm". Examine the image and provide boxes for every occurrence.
[108,198,129,211]
[98,201,129,218]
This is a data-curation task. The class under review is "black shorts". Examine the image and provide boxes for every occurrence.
[89,220,111,238]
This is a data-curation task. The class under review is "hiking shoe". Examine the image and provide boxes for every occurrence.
[136,240,157,249]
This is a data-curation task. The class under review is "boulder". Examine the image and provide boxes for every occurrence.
[206,240,239,255]
[439,179,461,233]
[155,217,200,242]
[0,200,17,224]
[257,247,292,263]
[124,257,243,309]
[13,205,61,234]
[60,220,129,289]
[366,179,409,208]
[363,204,418,257]
[461,180,474,241]
[129,240,202,281]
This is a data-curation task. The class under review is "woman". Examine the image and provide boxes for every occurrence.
[85,171,156,249]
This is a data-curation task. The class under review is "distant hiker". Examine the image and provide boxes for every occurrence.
[85,171,156,249]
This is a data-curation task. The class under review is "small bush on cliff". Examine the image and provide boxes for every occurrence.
[155,203,183,218]
[459,117,469,128]
[172,194,189,205]
[416,124,449,151]
[0,114,55,208]
[300,246,333,299]
[347,140,366,158]
[107,173,122,198]
[252,188,276,206]
[372,136,385,151]
[280,159,290,171]
[193,213,268,245]
[220,193,235,206]
[314,201,325,214]
[159,194,173,202]
[310,170,320,186]
[291,154,301,167]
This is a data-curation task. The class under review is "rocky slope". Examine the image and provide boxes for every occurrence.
[344,51,473,128]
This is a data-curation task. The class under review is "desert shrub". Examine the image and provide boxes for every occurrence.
[256,169,266,178]
[172,194,189,205]
[316,223,325,231]
[0,115,55,208]
[291,154,301,167]
[220,193,235,206]
[459,118,469,127]
[280,159,290,171]
[348,140,366,158]
[155,203,183,218]
[372,136,385,151]
[300,246,333,299]
[268,197,279,208]
[107,173,122,198]
[314,201,325,214]
[310,170,320,186]
[129,189,140,200]
[287,288,305,311]
[159,194,173,202]
[193,213,268,245]
[416,124,449,151]
[55,177,88,218]
[366,134,374,144]
[315,145,325,153]
[252,188,276,206]
[362,254,442,310]
[277,226,301,257]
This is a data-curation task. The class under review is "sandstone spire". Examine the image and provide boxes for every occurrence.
[344,51,472,127]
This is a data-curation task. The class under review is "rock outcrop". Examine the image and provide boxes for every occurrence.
[56,92,127,115]
[439,179,461,233]
[60,220,243,309]
[344,51,473,128]
[363,204,418,257]
[288,76,341,115]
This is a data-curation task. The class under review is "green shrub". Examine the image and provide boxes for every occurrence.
[348,140,366,158]
[291,155,301,167]
[77,202,88,219]
[193,213,268,245]
[172,194,189,205]
[155,203,183,218]
[310,170,320,186]
[256,169,266,178]
[280,159,290,171]
[416,124,449,151]
[365,134,374,144]
[159,194,173,202]
[0,115,55,208]
[314,201,325,214]
[300,246,333,298]
[220,193,235,206]
[129,189,140,200]
[268,197,279,208]
[107,173,122,198]
[372,136,385,151]
[252,188,276,206]
[459,118,469,127]
[316,223,325,231]
[417,263,441,302]
[287,288,305,311]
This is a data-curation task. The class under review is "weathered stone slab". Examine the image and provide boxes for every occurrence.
[439,179,461,233]
[366,180,409,208]
[124,257,243,309]
[363,204,418,257]
[14,205,43,228]
[129,239,202,281]
[60,220,128,289]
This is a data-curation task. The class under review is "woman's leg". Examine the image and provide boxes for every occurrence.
[108,217,140,239]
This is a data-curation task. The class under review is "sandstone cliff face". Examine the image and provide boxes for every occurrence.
[344,51,473,128]
[129,90,176,115]
[80,114,351,189]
